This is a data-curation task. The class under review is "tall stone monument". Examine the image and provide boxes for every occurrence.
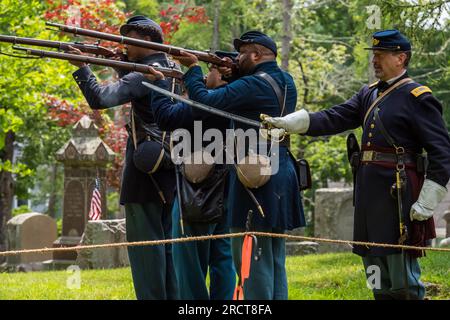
[47,116,114,268]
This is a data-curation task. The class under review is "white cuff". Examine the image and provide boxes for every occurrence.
[283,109,310,134]
[410,179,447,221]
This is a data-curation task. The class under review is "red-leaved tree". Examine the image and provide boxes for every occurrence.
[44,0,209,191]
[159,0,208,42]
[44,0,129,190]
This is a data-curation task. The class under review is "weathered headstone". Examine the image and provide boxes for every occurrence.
[286,241,319,255]
[440,210,450,248]
[286,226,319,255]
[45,116,114,268]
[314,188,354,253]
[433,181,450,233]
[76,219,129,269]
[443,210,450,238]
[4,213,57,269]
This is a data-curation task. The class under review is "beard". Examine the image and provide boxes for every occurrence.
[373,66,384,79]
[238,58,255,76]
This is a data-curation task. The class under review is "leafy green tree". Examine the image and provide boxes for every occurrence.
[123,0,159,17]
[0,0,128,255]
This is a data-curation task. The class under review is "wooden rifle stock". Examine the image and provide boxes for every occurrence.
[0,34,115,57]
[13,46,184,79]
[46,22,235,68]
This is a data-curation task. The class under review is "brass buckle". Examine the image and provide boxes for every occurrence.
[362,150,374,162]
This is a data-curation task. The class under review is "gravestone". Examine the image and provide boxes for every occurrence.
[433,181,450,235]
[4,213,57,270]
[439,210,450,248]
[76,219,129,269]
[286,227,319,255]
[45,116,114,268]
[286,241,319,255]
[314,187,354,253]
[443,210,450,237]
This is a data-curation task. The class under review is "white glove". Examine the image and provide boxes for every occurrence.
[410,179,447,221]
[261,109,310,134]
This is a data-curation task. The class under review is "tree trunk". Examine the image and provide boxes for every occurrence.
[368,46,376,83]
[281,0,293,71]
[0,130,15,261]
[211,0,221,51]
[46,163,58,219]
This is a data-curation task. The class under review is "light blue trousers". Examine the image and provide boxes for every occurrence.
[172,198,236,300]
[125,202,178,300]
[362,253,425,300]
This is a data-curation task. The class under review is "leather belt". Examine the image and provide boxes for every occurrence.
[361,150,416,164]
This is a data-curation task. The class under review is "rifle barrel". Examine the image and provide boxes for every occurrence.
[0,35,114,57]
[12,46,184,79]
[45,22,234,68]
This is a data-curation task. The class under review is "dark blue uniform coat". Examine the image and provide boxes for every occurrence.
[306,73,450,256]
[150,81,236,300]
[183,61,305,231]
[72,53,176,204]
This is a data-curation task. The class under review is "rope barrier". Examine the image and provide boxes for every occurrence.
[1,231,449,257]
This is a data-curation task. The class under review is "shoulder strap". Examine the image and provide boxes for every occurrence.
[363,78,413,125]
[131,108,138,149]
[374,107,397,147]
[255,71,287,116]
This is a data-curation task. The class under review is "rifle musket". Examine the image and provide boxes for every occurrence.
[12,45,184,79]
[45,26,61,32]
[45,21,236,68]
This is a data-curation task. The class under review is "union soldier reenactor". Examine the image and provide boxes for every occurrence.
[142,52,239,299]
[68,15,178,300]
[169,31,305,300]
[263,29,450,300]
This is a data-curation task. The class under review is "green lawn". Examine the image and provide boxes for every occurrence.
[0,252,448,300]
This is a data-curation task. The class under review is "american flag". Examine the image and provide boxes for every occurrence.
[89,178,102,220]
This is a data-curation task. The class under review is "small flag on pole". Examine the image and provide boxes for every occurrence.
[89,177,102,221]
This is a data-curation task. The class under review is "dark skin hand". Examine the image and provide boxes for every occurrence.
[172,51,232,76]
[217,57,234,78]
[172,50,198,67]
[67,45,87,68]
[143,66,166,82]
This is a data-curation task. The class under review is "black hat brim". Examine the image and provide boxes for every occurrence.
[120,24,135,36]
[233,38,251,52]
[364,46,394,50]
[364,46,407,51]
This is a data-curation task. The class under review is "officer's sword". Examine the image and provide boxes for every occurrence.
[142,81,261,128]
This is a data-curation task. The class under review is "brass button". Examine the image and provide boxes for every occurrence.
[370,124,375,129]
[367,142,371,147]
[368,133,373,138]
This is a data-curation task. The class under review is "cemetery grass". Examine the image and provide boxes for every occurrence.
[0,252,448,300]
